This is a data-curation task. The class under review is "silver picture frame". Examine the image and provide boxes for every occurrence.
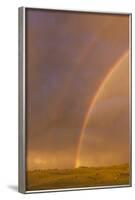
[19,7,132,194]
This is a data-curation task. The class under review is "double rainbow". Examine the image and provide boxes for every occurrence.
[75,51,128,168]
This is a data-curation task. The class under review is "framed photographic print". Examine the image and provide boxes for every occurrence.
[19,7,132,193]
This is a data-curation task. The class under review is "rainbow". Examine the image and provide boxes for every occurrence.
[75,51,128,168]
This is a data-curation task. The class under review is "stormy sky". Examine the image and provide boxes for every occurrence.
[26,9,130,170]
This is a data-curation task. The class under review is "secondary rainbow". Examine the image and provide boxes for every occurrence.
[75,51,128,168]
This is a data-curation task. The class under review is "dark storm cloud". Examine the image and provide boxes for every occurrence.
[26,9,129,169]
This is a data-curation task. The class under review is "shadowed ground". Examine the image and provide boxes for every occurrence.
[26,164,130,191]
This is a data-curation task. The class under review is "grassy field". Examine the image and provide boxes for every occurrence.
[26,164,130,191]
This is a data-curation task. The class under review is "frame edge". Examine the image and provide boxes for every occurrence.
[18,7,26,194]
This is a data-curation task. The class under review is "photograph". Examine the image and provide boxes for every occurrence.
[19,8,131,192]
